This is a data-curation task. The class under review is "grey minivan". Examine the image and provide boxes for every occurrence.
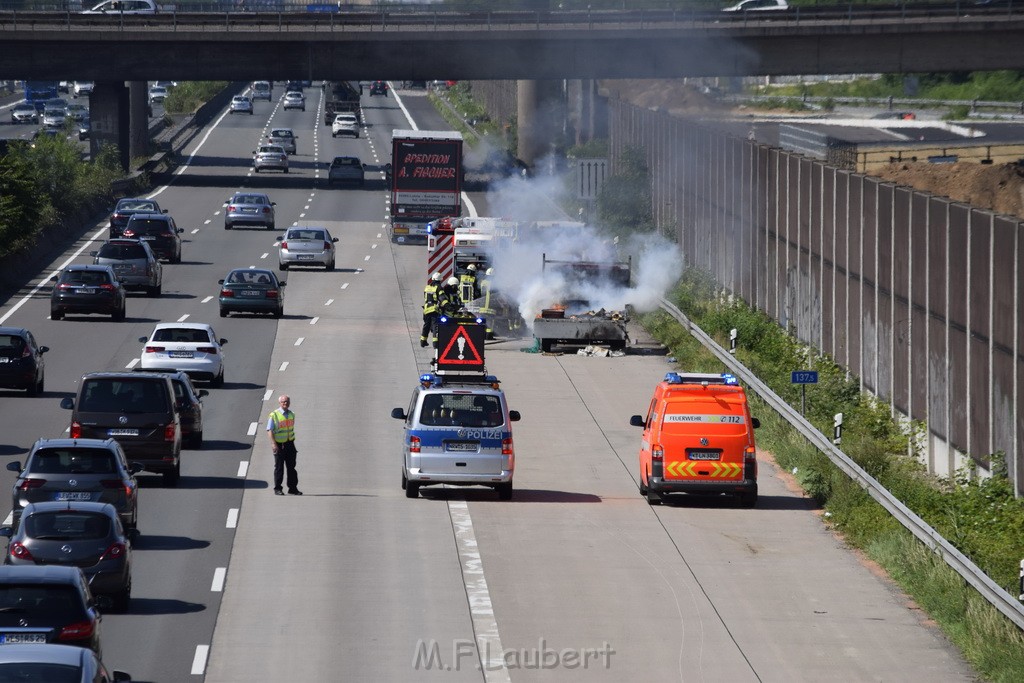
[91,239,162,296]
[61,373,182,486]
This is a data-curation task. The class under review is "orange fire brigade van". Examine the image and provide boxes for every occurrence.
[630,372,760,507]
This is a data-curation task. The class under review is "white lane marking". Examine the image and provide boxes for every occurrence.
[126,358,140,369]
[377,232,383,239]
[363,255,370,261]
[325,299,334,306]
[226,509,239,529]
[177,314,189,322]
[309,317,319,326]
[299,213,306,218]
[263,389,273,401]
[304,204,310,210]
[294,337,304,346]
[449,499,511,682]
[204,219,212,224]
[191,645,210,675]
[279,362,289,372]
[211,567,227,592]
[191,228,200,234]
[202,296,213,303]
[2,513,12,526]
[246,422,258,436]
[237,461,249,477]
[341,283,349,290]
[371,244,377,249]
[260,253,269,259]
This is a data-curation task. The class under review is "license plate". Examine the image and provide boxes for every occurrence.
[688,451,721,461]
[445,442,479,452]
[55,492,93,501]
[76,288,96,294]
[240,290,262,297]
[0,358,8,363]
[108,429,139,436]
[140,236,155,241]
[297,254,315,260]
[242,208,256,214]
[0,634,46,644]
[169,351,194,358]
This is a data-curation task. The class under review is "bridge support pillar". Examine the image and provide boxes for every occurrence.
[89,81,129,171]
[128,81,149,164]
[516,79,565,170]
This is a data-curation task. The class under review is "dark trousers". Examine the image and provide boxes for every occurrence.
[273,440,298,491]
[422,311,437,340]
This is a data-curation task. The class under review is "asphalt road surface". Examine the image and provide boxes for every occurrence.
[0,84,977,682]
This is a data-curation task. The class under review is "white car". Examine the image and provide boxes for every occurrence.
[82,0,158,13]
[283,91,305,111]
[331,113,359,138]
[138,322,226,386]
[73,81,94,98]
[148,86,168,104]
[721,0,788,10]
[229,95,253,115]
[276,226,338,271]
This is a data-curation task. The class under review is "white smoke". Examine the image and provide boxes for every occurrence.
[480,160,681,331]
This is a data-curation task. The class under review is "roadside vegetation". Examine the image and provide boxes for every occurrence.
[753,71,1024,104]
[638,270,1024,681]
[162,81,229,117]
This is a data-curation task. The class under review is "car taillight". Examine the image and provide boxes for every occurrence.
[58,621,95,642]
[111,212,124,221]
[70,421,82,438]
[266,290,279,299]
[9,543,33,561]
[324,241,332,250]
[262,207,270,214]
[228,205,237,212]
[409,436,421,453]
[17,479,45,492]
[164,423,177,442]
[99,284,115,291]
[279,241,288,249]
[160,232,174,238]
[652,445,664,461]
[144,346,164,353]
[122,229,135,237]
[99,542,126,562]
[196,346,217,354]
[501,438,513,456]
[58,283,74,290]
[100,479,124,489]
[220,289,234,298]
[21,345,31,358]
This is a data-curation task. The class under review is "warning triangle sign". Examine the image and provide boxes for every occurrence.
[438,325,484,366]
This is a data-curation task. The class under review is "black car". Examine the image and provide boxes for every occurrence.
[50,265,126,322]
[162,371,207,449]
[0,643,131,682]
[6,438,142,531]
[1,502,133,613]
[122,213,182,263]
[61,373,182,486]
[369,80,388,96]
[106,198,165,240]
[0,566,103,655]
[218,268,286,318]
[0,328,48,396]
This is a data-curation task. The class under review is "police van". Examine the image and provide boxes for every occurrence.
[391,373,520,500]
[630,372,760,507]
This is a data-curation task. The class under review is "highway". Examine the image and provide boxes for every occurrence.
[0,84,978,681]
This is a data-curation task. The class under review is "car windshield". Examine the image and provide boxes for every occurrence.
[25,511,112,541]
[30,447,116,475]
[117,200,157,212]
[270,130,292,138]
[97,243,147,260]
[332,158,359,167]
[420,394,503,427]
[0,585,84,622]
[127,219,170,235]
[79,378,168,413]
[259,146,283,154]
[61,270,110,286]
[287,229,326,241]
[151,327,211,343]
[227,270,273,285]
[0,663,81,682]
[232,195,265,205]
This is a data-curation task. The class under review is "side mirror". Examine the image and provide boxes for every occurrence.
[198,389,209,398]
[332,238,339,243]
[390,408,406,420]
[60,397,74,410]
[629,415,645,427]
[162,209,168,214]
[112,671,132,682]
[50,275,58,282]
[271,202,277,206]
[279,281,287,287]
[275,236,283,242]
[218,279,225,285]
[0,527,12,539]
[138,336,148,343]
[128,462,144,475]
[38,346,49,354]
[219,338,227,345]
[6,462,21,473]
[752,417,761,429]
[177,228,184,233]
[89,251,98,257]
[509,410,521,422]
[94,595,113,612]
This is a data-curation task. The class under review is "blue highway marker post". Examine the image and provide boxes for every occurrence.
[791,370,818,416]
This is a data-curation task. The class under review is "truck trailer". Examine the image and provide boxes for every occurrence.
[390,130,463,244]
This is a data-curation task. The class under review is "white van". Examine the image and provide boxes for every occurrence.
[82,0,159,13]
[251,81,272,102]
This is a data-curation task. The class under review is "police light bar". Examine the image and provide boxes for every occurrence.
[439,315,449,323]
[664,372,738,386]
[419,373,444,387]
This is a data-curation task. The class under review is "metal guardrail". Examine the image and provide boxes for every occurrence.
[728,93,1024,114]
[658,296,1024,631]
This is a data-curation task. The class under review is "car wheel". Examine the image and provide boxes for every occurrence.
[268,222,275,231]
[112,305,125,322]
[224,223,232,230]
[496,482,513,501]
[219,308,228,318]
[212,368,224,388]
[26,374,41,397]
[50,310,63,320]
[147,284,160,297]
[738,490,758,509]
[163,459,181,486]
[172,251,181,264]
[326,260,335,271]
[273,307,283,319]
[249,111,253,115]
[254,168,260,173]
[401,470,408,491]
[405,482,419,499]
[284,168,289,174]
[188,430,203,450]
[332,132,337,138]
[279,262,288,271]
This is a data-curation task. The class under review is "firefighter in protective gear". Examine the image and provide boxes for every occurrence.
[421,272,442,347]
[459,263,479,305]
[432,277,463,347]
[479,267,495,339]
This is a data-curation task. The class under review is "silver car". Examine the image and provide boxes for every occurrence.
[90,238,162,296]
[229,95,253,115]
[224,192,276,230]
[41,107,66,127]
[253,144,289,173]
[267,127,297,155]
[283,91,305,111]
[327,156,365,187]
[276,226,338,271]
[10,103,38,124]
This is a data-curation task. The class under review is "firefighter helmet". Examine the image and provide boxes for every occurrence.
[446,277,459,287]
[431,272,442,282]
[467,264,477,272]
[485,267,494,276]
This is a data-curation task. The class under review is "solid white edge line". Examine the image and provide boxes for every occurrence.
[226,509,239,529]
[191,645,210,675]
[211,567,227,593]
[246,422,258,436]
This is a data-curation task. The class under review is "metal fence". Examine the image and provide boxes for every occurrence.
[609,97,1023,494]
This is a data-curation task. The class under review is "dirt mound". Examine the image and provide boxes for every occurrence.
[871,161,1024,220]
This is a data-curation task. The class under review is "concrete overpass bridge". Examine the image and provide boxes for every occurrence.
[4,3,1024,164]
